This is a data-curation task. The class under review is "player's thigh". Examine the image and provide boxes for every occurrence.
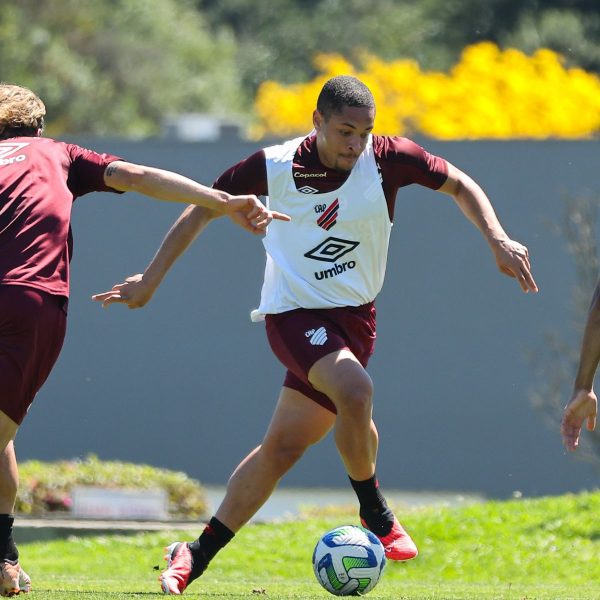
[262,386,336,453]
[0,287,66,425]
[0,413,17,457]
[308,348,373,406]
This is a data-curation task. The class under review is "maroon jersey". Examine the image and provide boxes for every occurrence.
[213,133,448,221]
[0,136,122,297]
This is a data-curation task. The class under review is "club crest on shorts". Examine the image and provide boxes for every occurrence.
[305,327,328,346]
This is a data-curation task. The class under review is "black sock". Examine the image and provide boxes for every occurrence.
[188,517,235,577]
[349,475,394,536]
[0,515,18,563]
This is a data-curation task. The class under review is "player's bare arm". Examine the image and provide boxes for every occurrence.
[92,204,211,308]
[438,162,538,293]
[104,160,235,210]
[104,160,289,235]
[95,164,290,309]
[562,280,600,449]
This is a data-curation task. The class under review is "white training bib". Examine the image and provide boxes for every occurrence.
[252,134,392,320]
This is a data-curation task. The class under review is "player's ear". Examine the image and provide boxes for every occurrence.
[312,109,322,131]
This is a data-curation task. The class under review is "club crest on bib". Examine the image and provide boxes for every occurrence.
[316,199,339,231]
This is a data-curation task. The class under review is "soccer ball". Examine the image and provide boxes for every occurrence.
[312,525,386,596]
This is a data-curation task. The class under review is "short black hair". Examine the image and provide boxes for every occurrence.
[316,76,375,119]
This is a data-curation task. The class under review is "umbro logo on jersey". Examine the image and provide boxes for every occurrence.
[316,199,339,231]
[0,143,29,158]
[298,185,318,194]
[0,142,28,166]
[305,327,328,346]
[304,237,360,263]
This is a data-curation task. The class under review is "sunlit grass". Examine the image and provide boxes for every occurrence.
[18,490,600,599]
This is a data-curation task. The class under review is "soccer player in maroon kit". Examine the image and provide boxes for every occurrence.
[0,83,288,596]
[95,76,538,595]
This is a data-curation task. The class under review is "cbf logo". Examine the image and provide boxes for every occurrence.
[0,142,29,166]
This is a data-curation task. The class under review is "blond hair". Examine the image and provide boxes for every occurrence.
[0,83,45,138]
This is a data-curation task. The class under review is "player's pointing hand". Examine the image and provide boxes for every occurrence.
[491,238,538,293]
[92,273,154,309]
[225,195,290,235]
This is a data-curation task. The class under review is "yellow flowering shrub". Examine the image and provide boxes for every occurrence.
[251,42,600,140]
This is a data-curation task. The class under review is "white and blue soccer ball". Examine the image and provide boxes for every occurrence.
[312,525,386,596]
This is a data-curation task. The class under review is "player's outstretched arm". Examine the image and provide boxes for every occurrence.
[94,162,291,309]
[562,280,600,450]
[438,162,538,293]
[92,204,211,308]
[103,160,289,235]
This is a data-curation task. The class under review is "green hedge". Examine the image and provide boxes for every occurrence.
[16,455,208,519]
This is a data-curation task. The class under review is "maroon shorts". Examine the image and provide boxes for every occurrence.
[0,286,67,424]
[265,303,376,413]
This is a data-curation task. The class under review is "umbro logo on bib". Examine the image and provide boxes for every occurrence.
[304,237,360,263]
[298,185,318,194]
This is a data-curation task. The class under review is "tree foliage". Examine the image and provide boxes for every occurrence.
[197,0,441,89]
[505,8,600,74]
[198,0,600,93]
[3,0,600,136]
[419,0,600,73]
[252,44,600,139]
[0,0,244,136]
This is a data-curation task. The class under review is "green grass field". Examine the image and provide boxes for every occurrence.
[17,491,600,599]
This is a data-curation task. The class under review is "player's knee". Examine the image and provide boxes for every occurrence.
[264,441,307,475]
[333,379,373,417]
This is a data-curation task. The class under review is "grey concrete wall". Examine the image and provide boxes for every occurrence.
[16,136,600,498]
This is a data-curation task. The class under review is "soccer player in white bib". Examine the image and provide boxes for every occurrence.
[94,76,538,595]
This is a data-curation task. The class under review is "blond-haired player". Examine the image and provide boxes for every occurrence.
[0,83,288,596]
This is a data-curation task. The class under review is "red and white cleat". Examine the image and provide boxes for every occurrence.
[360,516,418,561]
[160,542,194,595]
[0,560,30,596]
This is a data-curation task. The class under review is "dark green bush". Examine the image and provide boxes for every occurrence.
[16,455,208,519]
